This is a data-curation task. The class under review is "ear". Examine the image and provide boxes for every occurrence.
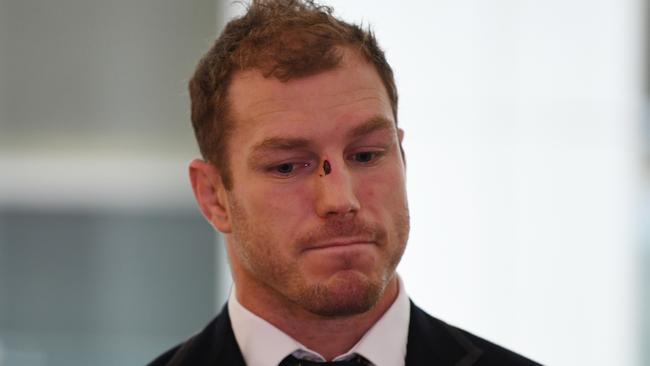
[189,159,232,233]
[397,128,404,143]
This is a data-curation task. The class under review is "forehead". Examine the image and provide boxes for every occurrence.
[226,49,394,140]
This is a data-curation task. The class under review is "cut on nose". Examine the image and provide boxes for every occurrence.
[314,163,360,217]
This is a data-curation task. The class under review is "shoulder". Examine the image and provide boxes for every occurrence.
[408,302,542,366]
[147,306,245,366]
[452,325,542,365]
[148,344,183,366]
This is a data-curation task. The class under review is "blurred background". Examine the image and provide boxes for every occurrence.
[0,0,646,365]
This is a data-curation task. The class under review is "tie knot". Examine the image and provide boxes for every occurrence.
[279,354,371,366]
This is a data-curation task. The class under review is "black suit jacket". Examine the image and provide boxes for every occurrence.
[148,301,541,366]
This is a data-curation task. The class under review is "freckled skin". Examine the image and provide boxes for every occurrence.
[223,49,409,318]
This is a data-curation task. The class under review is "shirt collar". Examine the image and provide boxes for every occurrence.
[228,275,410,366]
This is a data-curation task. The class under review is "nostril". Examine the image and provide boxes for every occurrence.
[325,206,357,218]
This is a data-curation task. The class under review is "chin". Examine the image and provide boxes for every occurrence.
[298,270,384,317]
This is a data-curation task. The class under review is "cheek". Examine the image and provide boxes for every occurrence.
[244,183,312,224]
[358,171,409,240]
[358,168,407,205]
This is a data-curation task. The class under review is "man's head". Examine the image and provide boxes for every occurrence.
[189,0,409,318]
[189,0,399,190]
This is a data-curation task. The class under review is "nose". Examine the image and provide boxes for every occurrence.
[314,160,360,218]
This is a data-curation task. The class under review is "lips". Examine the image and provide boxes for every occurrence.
[303,237,376,252]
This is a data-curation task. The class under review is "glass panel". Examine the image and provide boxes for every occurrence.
[0,209,219,366]
[0,0,225,365]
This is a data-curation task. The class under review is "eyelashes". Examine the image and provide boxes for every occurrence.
[350,151,379,163]
[271,162,312,176]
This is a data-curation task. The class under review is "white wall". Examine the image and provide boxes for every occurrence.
[320,1,644,365]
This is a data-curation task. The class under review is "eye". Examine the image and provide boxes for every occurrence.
[276,163,295,174]
[352,152,376,163]
[269,161,312,177]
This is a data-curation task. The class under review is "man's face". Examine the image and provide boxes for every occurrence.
[221,49,409,316]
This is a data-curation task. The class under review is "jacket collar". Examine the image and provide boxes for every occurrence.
[166,304,246,366]
[405,301,482,366]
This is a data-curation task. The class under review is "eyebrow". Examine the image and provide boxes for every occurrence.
[251,136,311,152]
[248,137,311,166]
[346,116,395,139]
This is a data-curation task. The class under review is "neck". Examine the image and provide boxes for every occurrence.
[234,273,399,361]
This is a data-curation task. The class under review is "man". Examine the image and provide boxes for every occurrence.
[149,1,541,365]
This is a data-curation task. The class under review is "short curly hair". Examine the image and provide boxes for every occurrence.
[189,0,398,189]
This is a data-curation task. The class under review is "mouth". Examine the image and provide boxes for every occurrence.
[303,238,376,252]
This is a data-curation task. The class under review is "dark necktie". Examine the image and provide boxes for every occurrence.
[279,354,371,366]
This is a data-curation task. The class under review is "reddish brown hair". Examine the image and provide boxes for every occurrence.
[189,0,398,189]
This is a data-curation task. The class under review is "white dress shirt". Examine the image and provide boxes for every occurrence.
[228,276,410,366]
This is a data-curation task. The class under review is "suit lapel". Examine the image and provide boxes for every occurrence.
[166,305,246,366]
[405,301,482,366]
